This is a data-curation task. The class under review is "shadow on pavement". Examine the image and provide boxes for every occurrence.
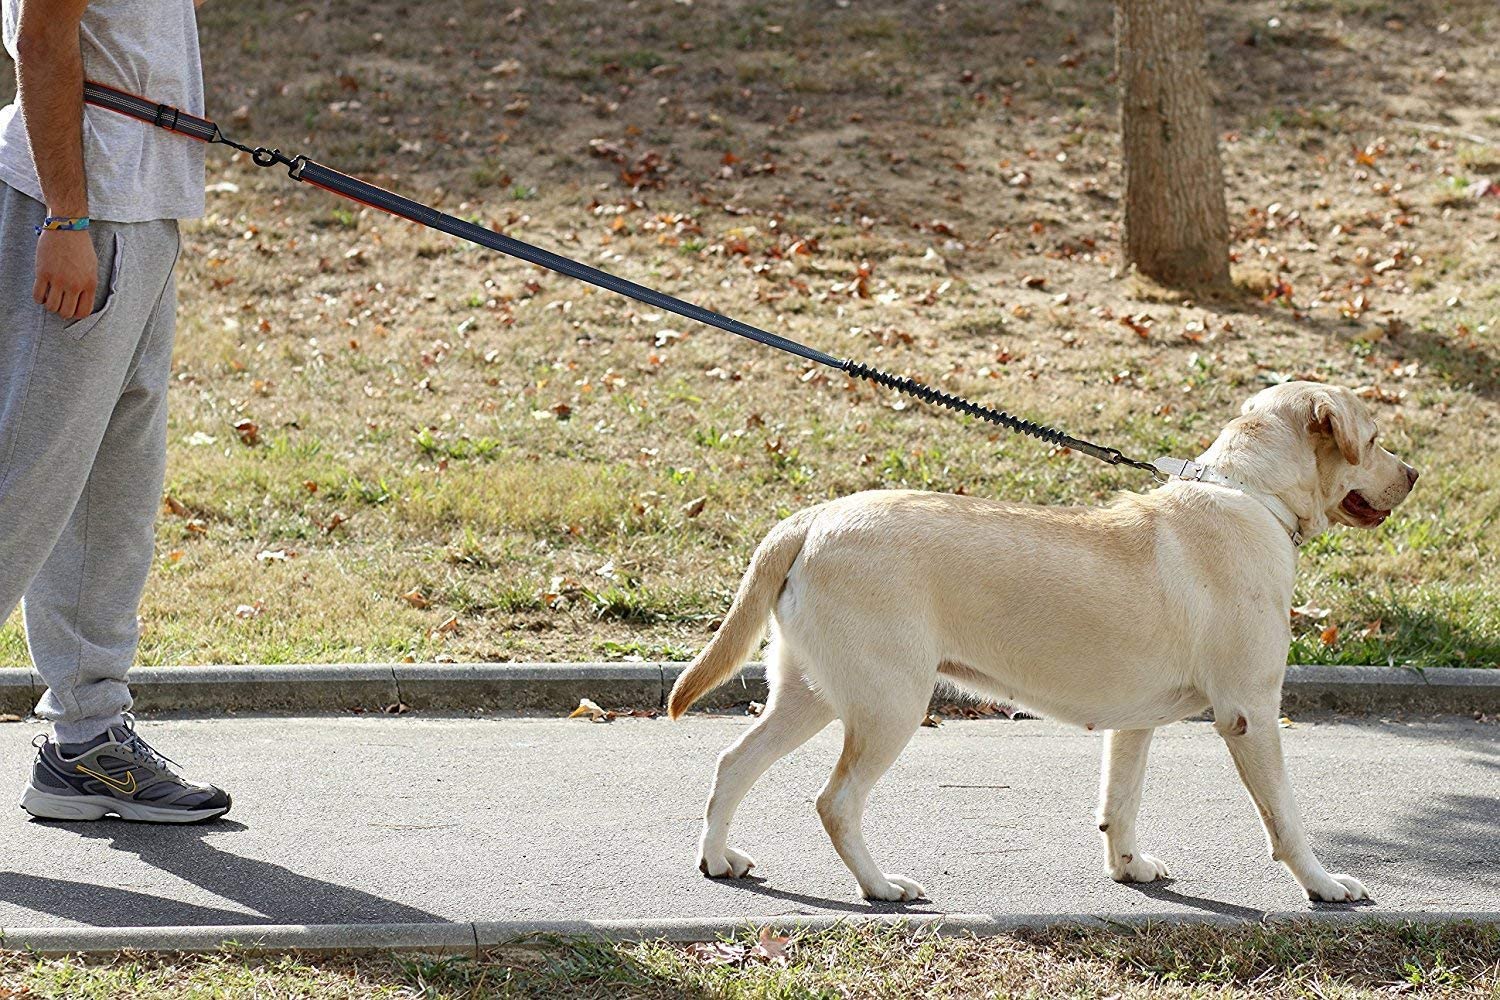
[702,872,939,916]
[1118,881,1270,920]
[0,818,445,926]
[1318,725,1499,905]
[1328,789,1500,902]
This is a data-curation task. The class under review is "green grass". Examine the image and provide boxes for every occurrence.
[1290,582,1500,668]
[0,0,1496,669]
[2,921,1496,998]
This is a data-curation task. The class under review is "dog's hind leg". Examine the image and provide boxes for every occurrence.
[1097,728,1171,883]
[1211,692,1368,903]
[697,650,833,878]
[815,686,931,902]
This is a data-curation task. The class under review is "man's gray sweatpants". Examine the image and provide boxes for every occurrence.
[0,182,180,743]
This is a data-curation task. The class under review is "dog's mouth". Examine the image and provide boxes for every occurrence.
[1340,490,1390,527]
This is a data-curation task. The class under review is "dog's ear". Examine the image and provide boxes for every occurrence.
[1309,390,1361,465]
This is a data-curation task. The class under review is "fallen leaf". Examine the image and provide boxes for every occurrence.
[401,589,432,609]
[749,927,791,966]
[233,419,260,446]
[1320,623,1340,646]
[233,602,264,620]
[685,941,746,965]
[683,495,708,518]
[568,697,610,721]
[1119,313,1153,338]
[0,714,22,723]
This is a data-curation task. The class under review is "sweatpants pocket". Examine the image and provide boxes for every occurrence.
[63,233,124,342]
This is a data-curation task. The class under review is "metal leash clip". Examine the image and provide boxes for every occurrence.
[1151,457,1205,482]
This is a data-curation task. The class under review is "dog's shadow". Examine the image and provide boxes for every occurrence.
[705,874,939,915]
[1120,878,1375,918]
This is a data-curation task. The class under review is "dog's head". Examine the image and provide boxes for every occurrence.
[1232,381,1417,532]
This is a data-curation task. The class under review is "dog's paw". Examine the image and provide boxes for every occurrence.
[698,846,756,879]
[1109,851,1171,884]
[859,874,927,902]
[1306,872,1369,903]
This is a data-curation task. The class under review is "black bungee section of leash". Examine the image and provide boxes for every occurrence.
[82,81,1163,481]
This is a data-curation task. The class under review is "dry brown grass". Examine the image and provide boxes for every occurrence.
[3,920,1497,998]
[1,0,1496,667]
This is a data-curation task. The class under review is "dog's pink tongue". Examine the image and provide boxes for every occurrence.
[1343,492,1389,523]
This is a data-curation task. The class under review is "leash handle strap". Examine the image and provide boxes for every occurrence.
[82,80,1160,478]
[83,81,220,142]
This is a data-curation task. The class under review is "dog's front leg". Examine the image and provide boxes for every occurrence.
[1214,705,1368,903]
[1097,728,1171,883]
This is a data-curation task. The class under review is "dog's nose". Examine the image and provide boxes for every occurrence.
[1405,465,1419,487]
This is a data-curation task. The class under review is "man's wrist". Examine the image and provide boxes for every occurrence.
[36,215,91,235]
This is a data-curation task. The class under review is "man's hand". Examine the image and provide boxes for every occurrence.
[16,0,94,318]
[33,229,98,320]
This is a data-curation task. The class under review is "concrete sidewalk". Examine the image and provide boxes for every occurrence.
[0,714,1495,950]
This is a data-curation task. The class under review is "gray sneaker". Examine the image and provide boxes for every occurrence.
[20,717,231,823]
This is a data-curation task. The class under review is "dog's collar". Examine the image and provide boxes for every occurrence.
[1152,457,1304,547]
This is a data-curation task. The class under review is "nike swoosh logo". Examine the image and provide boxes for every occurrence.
[75,764,137,794]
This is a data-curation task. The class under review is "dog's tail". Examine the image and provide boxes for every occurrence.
[667,506,819,719]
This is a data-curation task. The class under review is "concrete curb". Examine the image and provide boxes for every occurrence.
[4,911,1497,956]
[0,662,1495,718]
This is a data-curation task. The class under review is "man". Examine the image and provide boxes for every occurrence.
[1,0,229,821]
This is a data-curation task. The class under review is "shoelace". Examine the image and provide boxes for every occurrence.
[117,714,182,774]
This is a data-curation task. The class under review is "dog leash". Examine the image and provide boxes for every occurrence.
[82,81,1176,482]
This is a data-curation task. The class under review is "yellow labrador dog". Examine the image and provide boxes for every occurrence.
[668,381,1417,904]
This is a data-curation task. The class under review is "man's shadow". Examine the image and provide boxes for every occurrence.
[0,819,444,926]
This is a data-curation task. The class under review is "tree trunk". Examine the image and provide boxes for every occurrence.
[1116,0,1230,289]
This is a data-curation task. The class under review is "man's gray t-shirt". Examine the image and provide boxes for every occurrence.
[0,0,205,222]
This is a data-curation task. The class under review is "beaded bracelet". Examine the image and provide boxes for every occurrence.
[35,216,91,235]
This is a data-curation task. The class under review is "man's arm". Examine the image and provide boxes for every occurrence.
[16,0,95,320]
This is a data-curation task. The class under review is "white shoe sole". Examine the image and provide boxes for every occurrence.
[19,785,229,824]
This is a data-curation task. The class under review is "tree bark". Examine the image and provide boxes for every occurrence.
[1116,0,1230,289]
